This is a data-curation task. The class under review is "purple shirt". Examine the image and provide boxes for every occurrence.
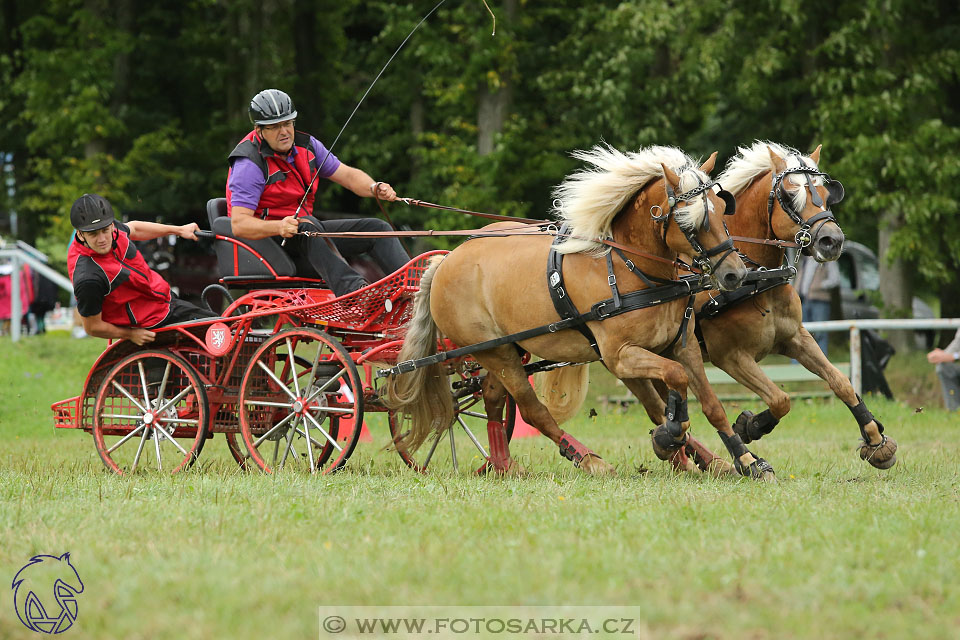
[228,134,341,210]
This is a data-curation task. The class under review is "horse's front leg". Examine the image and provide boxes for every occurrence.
[604,344,713,473]
[670,335,770,480]
[780,327,898,469]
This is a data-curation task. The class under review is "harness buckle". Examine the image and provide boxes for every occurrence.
[557,287,565,299]
[684,306,694,320]
[607,274,616,287]
[624,259,635,271]
[596,303,613,319]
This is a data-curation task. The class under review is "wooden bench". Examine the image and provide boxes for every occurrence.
[599,362,851,410]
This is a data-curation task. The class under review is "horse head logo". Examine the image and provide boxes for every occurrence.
[11,553,84,634]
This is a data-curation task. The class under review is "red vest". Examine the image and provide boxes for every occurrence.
[68,228,171,328]
[225,130,319,220]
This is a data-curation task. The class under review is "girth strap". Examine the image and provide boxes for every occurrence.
[548,226,602,357]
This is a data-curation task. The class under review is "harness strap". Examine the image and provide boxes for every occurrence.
[547,227,601,357]
[696,266,796,321]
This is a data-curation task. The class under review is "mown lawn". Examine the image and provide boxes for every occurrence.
[1,334,958,639]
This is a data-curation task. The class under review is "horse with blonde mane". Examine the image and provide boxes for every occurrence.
[385,144,770,476]
[541,142,897,475]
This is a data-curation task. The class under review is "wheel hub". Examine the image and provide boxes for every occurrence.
[143,412,155,425]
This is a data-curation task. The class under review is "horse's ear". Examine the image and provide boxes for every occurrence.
[699,151,718,175]
[661,163,681,191]
[767,146,787,174]
[809,144,822,164]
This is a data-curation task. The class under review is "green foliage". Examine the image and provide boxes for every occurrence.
[1,0,958,295]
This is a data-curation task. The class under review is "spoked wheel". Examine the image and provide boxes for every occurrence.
[389,368,517,474]
[224,355,312,469]
[93,350,209,475]
[238,328,364,474]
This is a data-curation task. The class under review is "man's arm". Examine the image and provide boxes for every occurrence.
[81,313,156,346]
[328,164,397,200]
[127,220,200,242]
[230,207,299,240]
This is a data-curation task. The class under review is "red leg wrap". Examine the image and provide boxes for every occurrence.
[486,420,511,471]
[559,432,598,467]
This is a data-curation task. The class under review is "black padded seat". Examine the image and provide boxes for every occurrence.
[206,198,297,278]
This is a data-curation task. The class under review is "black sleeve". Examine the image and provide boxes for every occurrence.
[116,221,130,235]
[74,278,109,318]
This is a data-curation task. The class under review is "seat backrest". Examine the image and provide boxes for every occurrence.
[207,198,296,278]
[206,198,228,230]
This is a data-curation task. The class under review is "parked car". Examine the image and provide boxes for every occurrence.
[835,241,935,348]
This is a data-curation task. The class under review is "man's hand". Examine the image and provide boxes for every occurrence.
[927,348,957,364]
[371,182,398,202]
[128,328,156,346]
[278,216,300,238]
[178,222,201,241]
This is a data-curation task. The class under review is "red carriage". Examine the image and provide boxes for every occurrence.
[51,199,515,475]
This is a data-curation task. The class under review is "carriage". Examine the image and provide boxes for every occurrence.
[50,198,516,476]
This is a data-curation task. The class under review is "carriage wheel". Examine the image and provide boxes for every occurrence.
[389,369,517,474]
[238,328,364,474]
[93,350,209,475]
[224,355,312,469]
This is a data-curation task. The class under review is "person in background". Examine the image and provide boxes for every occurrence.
[67,193,216,345]
[795,255,841,356]
[927,328,960,411]
[226,88,408,297]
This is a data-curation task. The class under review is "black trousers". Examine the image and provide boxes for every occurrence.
[281,216,409,296]
[154,295,219,328]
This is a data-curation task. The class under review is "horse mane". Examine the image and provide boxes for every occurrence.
[719,140,823,212]
[551,144,711,255]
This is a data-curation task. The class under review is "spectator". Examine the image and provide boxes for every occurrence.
[927,328,960,411]
[796,255,841,356]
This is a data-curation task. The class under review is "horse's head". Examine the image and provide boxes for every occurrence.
[766,145,845,262]
[657,153,747,291]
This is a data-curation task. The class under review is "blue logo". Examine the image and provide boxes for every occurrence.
[11,553,84,634]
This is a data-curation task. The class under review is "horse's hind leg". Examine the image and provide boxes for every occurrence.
[780,327,897,469]
[477,372,513,474]
[473,347,615,475]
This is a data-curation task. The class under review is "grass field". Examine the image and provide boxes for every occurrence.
[1,334,959,639]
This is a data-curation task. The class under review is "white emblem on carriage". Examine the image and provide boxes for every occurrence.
[384,299,393,313]
[204,322,234,356]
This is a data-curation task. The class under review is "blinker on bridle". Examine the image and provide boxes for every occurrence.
[651,176,738,278]
[767,156,845,254]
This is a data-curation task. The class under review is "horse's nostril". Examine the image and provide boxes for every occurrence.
[722,272,741,288]
[819,236,835,248]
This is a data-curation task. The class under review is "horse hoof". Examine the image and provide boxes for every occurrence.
[732,410,756,444]
[581,453,616,476]
[705,458,737,477]
[735,455,776,482]
[859,435,898,470]
[650,425,685,461]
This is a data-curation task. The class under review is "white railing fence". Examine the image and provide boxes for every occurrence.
[1,243,74,342]
[803,318,960,397]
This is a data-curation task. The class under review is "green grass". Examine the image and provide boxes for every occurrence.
[1,335,959,639]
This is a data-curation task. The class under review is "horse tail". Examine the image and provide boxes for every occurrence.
[535,364,590,424]
[383,255,454,451]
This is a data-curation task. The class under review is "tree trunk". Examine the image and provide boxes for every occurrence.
[476,0,516,156]
[878,209,913,352]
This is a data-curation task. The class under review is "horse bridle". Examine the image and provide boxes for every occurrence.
[767,158,845,251]
[650,177,738,277]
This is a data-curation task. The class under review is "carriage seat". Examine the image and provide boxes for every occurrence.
[207,198,303,282]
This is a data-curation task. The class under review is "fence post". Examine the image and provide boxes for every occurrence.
[849,325,861,397]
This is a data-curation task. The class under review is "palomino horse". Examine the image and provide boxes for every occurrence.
[546,142,897,474]
[385,145,758,476]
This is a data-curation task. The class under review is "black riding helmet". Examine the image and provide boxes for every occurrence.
[249,89,297,125]
[70,194,116,232]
